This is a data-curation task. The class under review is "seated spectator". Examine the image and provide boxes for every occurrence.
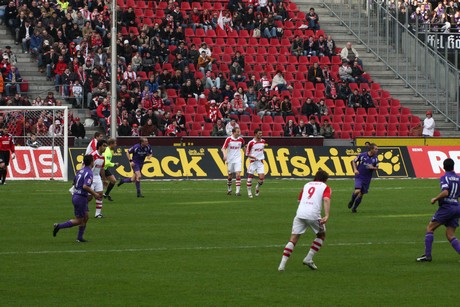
[26,132,42,148]
[340,42,363,67]
[207,100,220,123]
[307,62,325,85]
[225,119,240,136]
[159,111,173,135]
[315,35,328,57]
[70,117,86,140]
[337,81,352,100]
[219,97,231,121]
[246,86,258,110]
[231,92,249,116]
[284,119,297,137]
[325,79,338,100]
[197,50,214,74]
[317,99,329,118]
[301,97,319,118]
[260,17,276,38]
[271,70,292,93]
[281,96,294,118]
[48,119,63,136]
[360,88,375,109]
[339,59,355,83]
[306,116,321,137]
[211,119,227,136]
[303,36,318,57]
[306,7,320,30]
[131,123,140,136]
[326,35,337,57]
[140,118,158,136]
[294,119,308,137]
[268,94,282,117]
[208,86,223,103]
[5,65,22,96]
[256,95,270,118]
[173,109,186,132]
[230,61,245,83]
[204,71,218,89]
[348,89,362,109]
[351,60,369,85]
[291,35,305,57]
[320,118,335,138]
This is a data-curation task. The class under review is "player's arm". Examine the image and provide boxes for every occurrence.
[352,157,359,174]
[103,149,116,168]
[10,138,15,159]
[83,183,101,198]
[126,149,133,166]
[320,197,331,224]
[146,146,153,160]
[431,189,449,205]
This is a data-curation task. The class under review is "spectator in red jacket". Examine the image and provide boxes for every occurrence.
[54,55,67,92]
[96,98,110,135]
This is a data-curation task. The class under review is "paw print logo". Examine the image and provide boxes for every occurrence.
[75,154,84,171]
[377,148,408,178]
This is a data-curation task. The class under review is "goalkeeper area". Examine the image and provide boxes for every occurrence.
[0,179,457,305]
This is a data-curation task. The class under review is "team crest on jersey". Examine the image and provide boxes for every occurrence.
[376,147,408,178]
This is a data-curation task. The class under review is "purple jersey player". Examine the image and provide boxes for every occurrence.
[53,155,101,242]
[118,137,153,198]
[347,143,379,213]
[417,158,460,262]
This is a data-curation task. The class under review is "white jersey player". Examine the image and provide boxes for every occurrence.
[90,139,107,218]
[278,170,331,271]
[85,132,104,155]
[222,127,244,196]
[246,128,266,198]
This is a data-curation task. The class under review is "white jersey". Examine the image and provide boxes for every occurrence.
[296,181,331,220]
[222,136,244,163]
[246,138,266,162]
[91,150,105,177]
[85,138,98,155]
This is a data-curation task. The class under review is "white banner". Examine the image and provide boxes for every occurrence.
[6,146,64,180]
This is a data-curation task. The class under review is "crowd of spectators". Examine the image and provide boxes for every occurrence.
[0,0,418,140]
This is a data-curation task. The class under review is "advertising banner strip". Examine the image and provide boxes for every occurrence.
[69,146,416,179]
[408,146,460,178]
[7,147,64,180]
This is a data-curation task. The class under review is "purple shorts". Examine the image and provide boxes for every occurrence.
[72,194,89,218]
[432,205,460,228]
[354,177,371,194]
[132,163,143,173]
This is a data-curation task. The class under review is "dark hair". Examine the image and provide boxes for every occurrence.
[314,169,329,182]
[444,158,455,172]
[96,139,107,149]
[94,132,102,138]
[254,128,261,134]
[368,143,377,150]
[83,154,94,166]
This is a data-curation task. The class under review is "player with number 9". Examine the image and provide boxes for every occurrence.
[278,169,331,271]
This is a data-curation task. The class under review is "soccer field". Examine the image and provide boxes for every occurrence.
[0,178,458,306]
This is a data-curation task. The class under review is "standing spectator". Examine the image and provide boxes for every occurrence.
[96,98,110,134]
[72,80,83,108]
[54,56,67,92]
[422,110,435,137]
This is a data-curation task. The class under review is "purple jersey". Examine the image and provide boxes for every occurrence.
[354,152,379,181]
[73,166,94,196]
[128,143,153,165]
[439,171,460,206]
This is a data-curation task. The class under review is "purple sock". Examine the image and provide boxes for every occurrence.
[425,232,434,257]
[123,178,132,184]
[135,181,140,193]
[58,220,74,229]
[77,226,86,241]
[449,238,460,254]
[352,196,362,210]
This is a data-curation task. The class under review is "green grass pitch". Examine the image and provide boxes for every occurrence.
[0,178,458,306]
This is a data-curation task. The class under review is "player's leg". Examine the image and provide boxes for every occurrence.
[94,179,104,218]
[227,167,233,195]
[77,211,89,242]
[348,178,361,209]
[0,151,10,184]
[303,221,326,270]
[247,171,254,198]
[278,217,305,271]
[104,172,117,201]
[235,171,241,196]
[446,226,460,254]
[135,170,144,197]
[255,166,265,196]
[53,197,86,237]
[417,220,442,262]
[0,159,5,185]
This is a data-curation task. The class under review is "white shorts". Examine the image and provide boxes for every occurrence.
[291,216,326,235]
[227,161,242,173]
[248,160,265,175]
[91,176,103,192]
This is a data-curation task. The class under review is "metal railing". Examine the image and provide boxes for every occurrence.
[322,0,460,129]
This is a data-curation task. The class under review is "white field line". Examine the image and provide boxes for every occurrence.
[0,241,447,256]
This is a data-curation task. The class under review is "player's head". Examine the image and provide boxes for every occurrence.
[232,127,240,137]
[368,143,378,155]
[83,154,94,167]
[254,128,262,140]
[313,169,329,183]
[444,158,455,172]
[94,132,103,141]
[107,138,117,149]
[96,139,108,152]
[139,137,149,146]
